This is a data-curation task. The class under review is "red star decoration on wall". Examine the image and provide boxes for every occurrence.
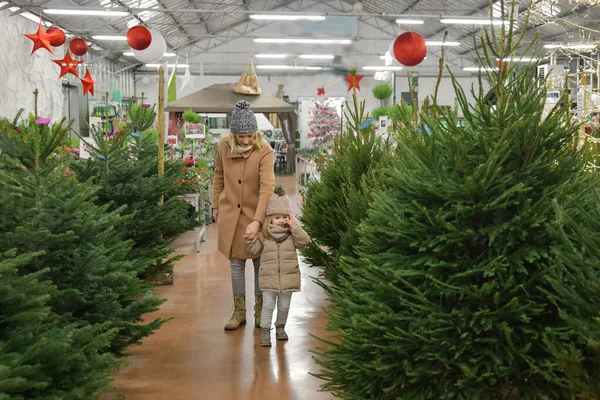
[81,69,95,96]
[345,74,364,91]
[317,87,326,96]
[53,51,82,78]
[23,17,54,55]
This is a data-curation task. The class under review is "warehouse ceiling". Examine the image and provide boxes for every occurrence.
[3,0,599,74]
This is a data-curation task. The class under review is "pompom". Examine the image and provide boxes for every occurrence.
[235,100,250,110]
[274,185,286,196]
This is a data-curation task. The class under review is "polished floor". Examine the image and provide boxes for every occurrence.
[105,176,335,400]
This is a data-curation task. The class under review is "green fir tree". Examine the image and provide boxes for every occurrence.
[0,113,166,358]
[300,68,393,284]
[314,6,600,399]
[73,104,197,284]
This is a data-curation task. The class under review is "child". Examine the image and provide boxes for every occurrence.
[245,186,310,347]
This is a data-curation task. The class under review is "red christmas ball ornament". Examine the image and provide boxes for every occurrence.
[47,26,66,47]
[127,26,152,51]
[70,38,88,56]
[392,32,427,67]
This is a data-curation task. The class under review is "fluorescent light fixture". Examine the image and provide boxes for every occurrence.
[124,51,176,57]
[396,18,425,24]
[93,35,127,41]
[145,64,190,68]
[305,66,323,70]
[254,38,352,44]
[544,43,596,50]
[256,65,304,70]
[255,54,289,58]
[363,66,403,71]
[45,8,129,16]
[250,14,325,21]
[463,67,499,72]
[441,18,507,25]
[299,54,334,59]
[426,41,461,46]
[21,11,53,26]
[498,57,536,62]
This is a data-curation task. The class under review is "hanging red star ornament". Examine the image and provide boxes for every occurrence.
[81,69,95,96]
[52,51,82,78]
[317,87,326,96]
[345,68,364,92]
[23,15,54,55]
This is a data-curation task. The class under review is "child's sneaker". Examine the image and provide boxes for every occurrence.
[275,324,288,341]
[260,328,271,347]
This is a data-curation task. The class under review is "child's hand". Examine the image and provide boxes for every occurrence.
[287,212,297,230]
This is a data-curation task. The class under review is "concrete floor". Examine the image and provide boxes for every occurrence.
[105,176,335,400]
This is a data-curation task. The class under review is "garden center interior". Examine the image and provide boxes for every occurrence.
[3,0,600,399]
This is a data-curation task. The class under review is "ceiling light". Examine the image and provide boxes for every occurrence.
[498,57,536,62]
[544,43,596,50]
[249,14,325,21]
[426,41,461,46]
[145,64,190,68]
[93,35,127,41]
[254,38,352,44]
[45,8,129,16]
[305,66,323,70]
[363,66,403,71]
[256,65,305,70]
[124,51,176,57]
[255,54,289,58]
[20,11,53,26]
[299,54,334,59]
[396,18,425,24]
[463,67,499,72]
[441,18,507,25]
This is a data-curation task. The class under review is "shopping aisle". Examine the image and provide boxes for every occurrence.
[105,176,334,400]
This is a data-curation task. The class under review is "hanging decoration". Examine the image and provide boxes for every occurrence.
[317,87,326,96]
[70,38,89,56]
[345,68,364,91]
[392,32,427,67]
[47,26,66,47]
[53,51,82,78]
[127,25,152,51]
[308,87,341,149]
[23,16,54,55]
[131,29,166,63]
[81,69,95,96]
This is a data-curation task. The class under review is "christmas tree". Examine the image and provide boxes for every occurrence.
[314,7,600,399]
[308,88,341,149]
[73,104,197,284]
[301,72,392,284]
[0,112,166,358]
[0,249,118,399]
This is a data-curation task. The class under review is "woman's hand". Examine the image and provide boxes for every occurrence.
[244,220,261,240]
[287,212,297,230]
[212,208,219,223]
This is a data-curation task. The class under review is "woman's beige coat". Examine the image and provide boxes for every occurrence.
[245,226,310,292]
[212,137,275,260]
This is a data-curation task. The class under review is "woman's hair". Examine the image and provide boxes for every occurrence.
[262,215,273,240]
[226,131,266,154]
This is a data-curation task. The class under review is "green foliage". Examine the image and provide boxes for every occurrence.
[372,82,393,101]
[143,128,159,143]
[314,8,600,399]
[387,101,413,126]
[128,103,156,133]
[0,249,117,399]
[182,108,203,124]
[73,108,197,284]
[0,117,166,357]
[371,106,388,121]
[300,86,392,284]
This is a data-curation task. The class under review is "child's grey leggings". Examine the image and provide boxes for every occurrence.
[230,258,261,297]
[260,291,293,329]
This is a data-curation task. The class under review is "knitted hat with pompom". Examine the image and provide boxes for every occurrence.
[230,100,257,134]
[266,185,291,216]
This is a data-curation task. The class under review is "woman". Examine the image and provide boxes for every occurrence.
[212,100,275,331]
